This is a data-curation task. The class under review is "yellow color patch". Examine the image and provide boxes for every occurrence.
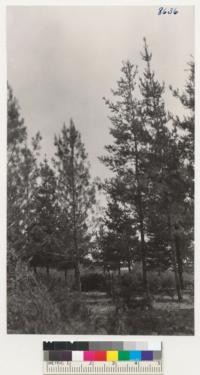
[106,351,118,361]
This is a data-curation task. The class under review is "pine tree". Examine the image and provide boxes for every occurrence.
[20,132,42,252]
[54,119,95,291]
[139,38,185,300]
[29,157,59,260]
[102,183,138,273]
[169,59,195,286]
[7,84,42,260]
[7,84,26,156]
[170,59,194,186]
[7,84,27,254]
[101,60,150,291]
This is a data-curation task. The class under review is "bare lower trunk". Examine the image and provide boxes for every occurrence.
[74,261,81,291]
[168,215,182,302]
[72,225,81,291]
[140,223,148,291]
[71,142,81,292]
[138,195,148,292]
[171,243,182,302]
[175,235,184,289]
[134,137,148,293]
[46,265,50,276]
[118,264,121,276]
[128,259,131,272]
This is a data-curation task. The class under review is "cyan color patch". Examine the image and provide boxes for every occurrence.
[130,351,142,361]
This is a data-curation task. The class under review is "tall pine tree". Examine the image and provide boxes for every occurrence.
[20,132,42,253]
[28,156,59,260]
[54,119,95,291]
[102,183,138,273]
[7,84,42,272]
[169,59,195,283]
[7,84,27,254]
[139,38,187,300]
[101,60,151,291]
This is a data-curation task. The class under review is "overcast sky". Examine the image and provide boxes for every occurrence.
[7,6,194,180]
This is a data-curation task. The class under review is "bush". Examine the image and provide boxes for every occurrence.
[7,261,63,334]
[148,272,161,293]
[144,270,176,293]
[109,272,148,310]
[108,270,178,307]
[7,260,93,334]
[160,270,175,290]
[184,272,194,290]
[81,272,107,292]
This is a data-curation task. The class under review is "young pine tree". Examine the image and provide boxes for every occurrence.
[7,84,42,272]
[7,84,27,254]
[29,156,59,260]
[103,184,138,273]
[139,38,185,300]
[101,60,151,291]
[169,59,195,286]
[20,133,42,252]
[54,120,95,291]
[170,59,194,188]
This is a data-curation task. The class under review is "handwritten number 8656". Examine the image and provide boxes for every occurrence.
[158,7,178,15]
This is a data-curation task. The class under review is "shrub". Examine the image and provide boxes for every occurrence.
[110,272,148,310]
[148,272,161,293]
[7,260,93,334]
[182,272,194,290]
[81,272,107,292]
[7,261,63,334]
[160,270,175,290]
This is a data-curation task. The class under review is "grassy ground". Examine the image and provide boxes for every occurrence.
[81,289,194,335]
[7,264,194,335]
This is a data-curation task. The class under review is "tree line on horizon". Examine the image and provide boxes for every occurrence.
[7,39,194,302]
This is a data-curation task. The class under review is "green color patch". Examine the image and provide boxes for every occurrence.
[118,351,130,361]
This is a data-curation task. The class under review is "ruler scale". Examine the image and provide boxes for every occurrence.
[43,342,163,375]
[43,361,162,374]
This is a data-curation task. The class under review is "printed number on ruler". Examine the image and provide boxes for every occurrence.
[43,360,163,374]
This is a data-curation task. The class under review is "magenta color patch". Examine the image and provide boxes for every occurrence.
[84,351,95,361]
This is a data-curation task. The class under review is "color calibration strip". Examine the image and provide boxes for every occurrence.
[43,341,162,374]
[43,340,162,351]
[44,349,161,362]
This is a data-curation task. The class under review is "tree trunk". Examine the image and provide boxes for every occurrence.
[74,261,81,291]
[25,143,30,247]
[71,144,81,292]
[175,234,184,289]
[46,265,50,276]
[168,214,182,302]
[128,259,131,272]
[140,220,148,291]
[127,245,131,272]
[64,269,67,282]
[118,263,121,276]
[72,222,81,292]
[134,138,148,293]
[138,195,148,292]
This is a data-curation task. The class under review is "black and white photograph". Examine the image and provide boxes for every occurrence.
[7,5,194,335]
